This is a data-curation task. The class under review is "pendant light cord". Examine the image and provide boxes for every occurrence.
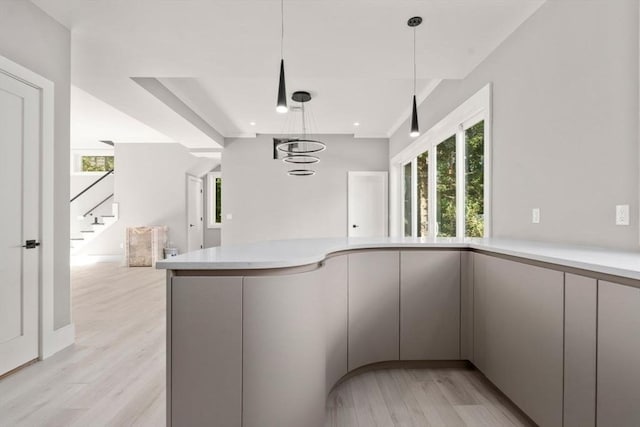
[413,26,416,96]
[281,0,284,59]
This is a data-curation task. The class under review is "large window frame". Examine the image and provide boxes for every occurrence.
[390,84,492,238]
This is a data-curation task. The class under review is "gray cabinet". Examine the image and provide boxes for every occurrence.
[243,270,326,427]
[597,280,640,426]
[564,274,596,427]
[474,254,564,427]
[170,276,242,427]
[321,256,348,393]
[400,250,460,360]
[348,251,399,371]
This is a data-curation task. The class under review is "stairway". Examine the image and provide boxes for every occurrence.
[70,202,119,254]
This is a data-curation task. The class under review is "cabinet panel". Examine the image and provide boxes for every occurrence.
[171,277,242,427]
[461,251,474,361]
[564,274,596,427]
[322,256,348,392]
[474,254,563,427]
[348,251,399,371]
[400,251,460,360]
[597,281,640,426]
[243,270,326,427]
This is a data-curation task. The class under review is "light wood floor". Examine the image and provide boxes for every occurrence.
[0,263,166,426]
[0,263,534,427]
[326,368,535,427]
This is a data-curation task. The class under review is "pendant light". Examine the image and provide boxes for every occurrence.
[408,16,422,137]
[276,0,288,113]
[276,90,326,176]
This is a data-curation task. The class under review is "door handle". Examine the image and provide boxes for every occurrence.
[352,224,359,228]
[22,240,40,249]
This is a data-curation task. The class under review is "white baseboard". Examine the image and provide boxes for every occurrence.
[42,323,75,359]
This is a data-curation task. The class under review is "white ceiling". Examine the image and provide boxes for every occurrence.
[33,0,545,148]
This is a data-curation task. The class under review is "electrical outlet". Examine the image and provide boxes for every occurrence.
[616,205,629,226]
[532,208,540,224]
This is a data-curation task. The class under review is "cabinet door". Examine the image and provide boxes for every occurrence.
[400,251,460,360]
[597,281,640,426]
[243,270,326,427]
[170,277,242,427]
[348,251,399,370]
[322,256,348,393]
[474,254,563,427]
[564,274,596,427]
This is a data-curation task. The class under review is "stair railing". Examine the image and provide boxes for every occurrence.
[82,193,115,218]
[70,169,114,203]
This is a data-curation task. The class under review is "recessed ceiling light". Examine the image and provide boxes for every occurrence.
[353,122,360,126]
[250,122,256,126]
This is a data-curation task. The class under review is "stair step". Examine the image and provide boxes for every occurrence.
[80,230,95,233]
[70,237,85,241]
[101,215,115,218]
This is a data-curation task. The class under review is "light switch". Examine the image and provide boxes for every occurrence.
[616,205,629,226]
[532,208,540,224]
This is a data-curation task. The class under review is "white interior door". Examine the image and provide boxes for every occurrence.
[187,176,204,252]
[0,72,40,375]
[348,171,388,238]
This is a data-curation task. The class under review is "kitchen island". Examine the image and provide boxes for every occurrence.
[157,237,640,427]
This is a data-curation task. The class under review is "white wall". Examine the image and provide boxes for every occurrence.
[82,143,217,257]
[0,1,71,328]
[222,134,389,245]
[390,0,639,250]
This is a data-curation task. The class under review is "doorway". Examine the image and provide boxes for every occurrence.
[0,71,40,375]
[186,175,204,252]
[347,171,388,238]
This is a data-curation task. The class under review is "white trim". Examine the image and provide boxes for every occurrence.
[390,83,492,239]
[206,172,222,229]
[0,54,74,360]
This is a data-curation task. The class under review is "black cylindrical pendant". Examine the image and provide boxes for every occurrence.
[276,59,288,113]
[410,95,420,137]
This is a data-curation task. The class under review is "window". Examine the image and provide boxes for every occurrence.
[403,163,412,237]
[436,135,456,237]
[207,172,222,228]
[81,155,114,172]
[391,84,491,239]
[465,121,485,237]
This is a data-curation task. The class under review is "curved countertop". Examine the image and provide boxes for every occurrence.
[156,237,640,281]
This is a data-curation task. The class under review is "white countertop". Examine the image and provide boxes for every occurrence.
[156,237,640,281]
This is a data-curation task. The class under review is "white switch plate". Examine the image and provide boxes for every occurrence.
[532,208,540,224]
[616,205,629,225]
[226,213,233,220]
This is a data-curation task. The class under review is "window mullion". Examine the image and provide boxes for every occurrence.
[428,144,436,238]
[456,124,465,239]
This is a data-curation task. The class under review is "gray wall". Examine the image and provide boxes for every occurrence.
[222,134,389,245]
[0,1,71,328]
[82,143,217,257]
[390,0,639,250]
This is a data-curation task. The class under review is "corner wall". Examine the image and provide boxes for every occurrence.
[390,0,639,250]
[0,1,72,328]
[82,143,217,257]
[222,134,389,245]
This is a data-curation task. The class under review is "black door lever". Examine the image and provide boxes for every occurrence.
[22,240,40,249]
